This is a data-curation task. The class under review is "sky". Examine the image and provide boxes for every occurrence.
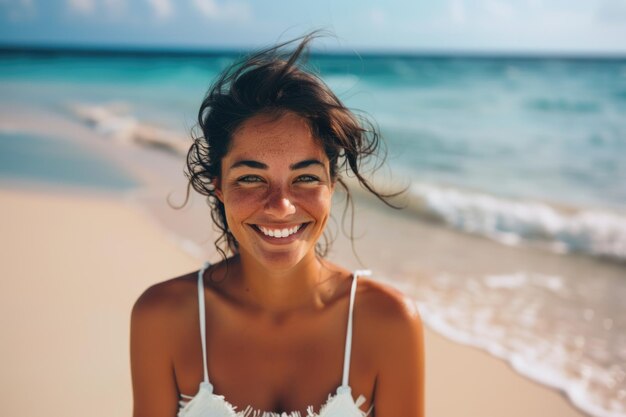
[1,0,626,55]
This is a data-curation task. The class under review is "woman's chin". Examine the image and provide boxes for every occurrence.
[242,245,315,272]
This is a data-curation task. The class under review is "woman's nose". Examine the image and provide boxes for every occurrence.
[264,186,296,218]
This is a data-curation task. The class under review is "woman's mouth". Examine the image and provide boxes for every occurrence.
[251,223,309,241]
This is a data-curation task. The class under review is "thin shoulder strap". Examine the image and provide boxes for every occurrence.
[197,262,212,384]
[340,269,372,390]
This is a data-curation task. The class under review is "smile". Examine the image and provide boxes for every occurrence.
[256,224,304,238]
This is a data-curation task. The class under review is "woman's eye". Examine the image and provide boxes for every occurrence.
[237,175,263,184]
[295,175,320,183]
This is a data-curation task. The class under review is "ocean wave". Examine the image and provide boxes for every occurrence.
[526,97,603,113]
[403,182,626,261]
[68,102,189,155]
[409,271,626,417]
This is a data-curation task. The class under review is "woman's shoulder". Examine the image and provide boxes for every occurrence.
[356,276,421,321]
[356,276,425,411]
[131,270,198,326]
[355,276,424,349]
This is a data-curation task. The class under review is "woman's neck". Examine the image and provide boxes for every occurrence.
[229,252,340,315]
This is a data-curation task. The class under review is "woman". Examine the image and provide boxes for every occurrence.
[130,33,424,417]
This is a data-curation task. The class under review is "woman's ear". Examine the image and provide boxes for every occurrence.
[329,178,336,194]
[211,178,224,202]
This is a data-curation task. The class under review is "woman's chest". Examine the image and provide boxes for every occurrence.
[172,304,376,413]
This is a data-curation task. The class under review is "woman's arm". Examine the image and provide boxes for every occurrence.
[373,294,425,417]
[130,286,179,417]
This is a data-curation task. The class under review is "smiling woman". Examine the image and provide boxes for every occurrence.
[130,32,425,417]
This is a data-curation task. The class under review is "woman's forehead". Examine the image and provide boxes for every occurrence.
[227,112,327,161]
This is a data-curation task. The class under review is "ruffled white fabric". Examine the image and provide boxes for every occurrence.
[178,383,369,417]
[308,386,368,417]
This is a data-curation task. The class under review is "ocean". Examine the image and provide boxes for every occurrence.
[1,49,625,417]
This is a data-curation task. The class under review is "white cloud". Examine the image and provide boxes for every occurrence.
[193,0,218,16]
[192,0,251,22]
[65,0,127,19]
[0,0,36,21]
[68,0,96,15]
[482,0,515,20]
[596,0,626,23]
[368,7,387,27]
[146,0,172,19]
[103,0,126,16]
[449,0,466,24]
[399,0,625,54]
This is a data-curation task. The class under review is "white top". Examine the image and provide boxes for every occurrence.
[177,262,374,417]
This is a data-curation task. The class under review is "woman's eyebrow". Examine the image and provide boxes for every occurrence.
[229,159,324,170]
[230,160,267,170]
[289,159,325,170]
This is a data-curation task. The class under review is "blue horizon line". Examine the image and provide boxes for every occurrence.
[1,42,626,61]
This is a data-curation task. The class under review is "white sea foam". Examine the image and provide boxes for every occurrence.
[408,182,626,261]
[402,271,626,417]
[69,102,189,155]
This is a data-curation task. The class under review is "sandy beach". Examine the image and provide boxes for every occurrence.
[0,188,196,417]
[0,186,588,417]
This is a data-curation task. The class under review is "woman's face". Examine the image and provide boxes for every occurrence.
[215,111,335,271]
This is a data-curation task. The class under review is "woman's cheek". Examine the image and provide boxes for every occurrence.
[222,189,263,224]
[226,187,264,205]
[293,185,332,203]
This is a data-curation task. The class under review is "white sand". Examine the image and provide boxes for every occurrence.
[0,189,198,417]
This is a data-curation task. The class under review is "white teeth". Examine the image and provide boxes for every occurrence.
[258,224,302,238]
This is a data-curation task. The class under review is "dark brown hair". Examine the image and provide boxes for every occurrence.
[183,32,401,260]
